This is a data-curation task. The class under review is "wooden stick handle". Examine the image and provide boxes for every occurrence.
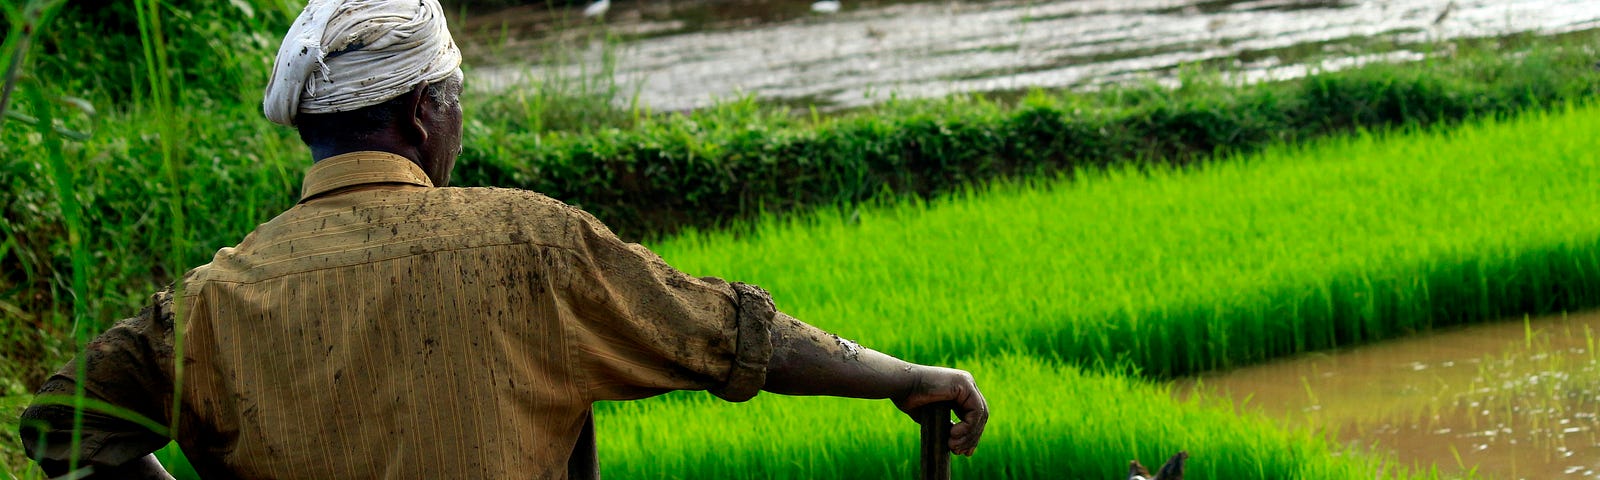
[917,402,953,480]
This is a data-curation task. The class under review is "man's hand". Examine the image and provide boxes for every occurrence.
[43,455,175,480]
[762,313,991,457]
[893,366,988,456]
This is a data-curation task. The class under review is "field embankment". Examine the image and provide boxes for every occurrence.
[565,102,1600,479]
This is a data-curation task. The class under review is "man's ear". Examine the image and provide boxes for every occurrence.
[405,83,430,145]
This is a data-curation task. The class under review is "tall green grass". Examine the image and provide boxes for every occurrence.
[1,0,298,474]
[0,0,304,390]
[465,28,644,135]
[650,102,1600,378]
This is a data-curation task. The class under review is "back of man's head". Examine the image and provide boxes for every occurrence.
[262,0,463,130]
[294,73,463,148]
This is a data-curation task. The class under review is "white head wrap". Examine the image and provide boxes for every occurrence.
[263,0,463,126]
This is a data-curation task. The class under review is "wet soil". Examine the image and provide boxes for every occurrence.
[457,0,1600,110]
[1178,311,1600,479]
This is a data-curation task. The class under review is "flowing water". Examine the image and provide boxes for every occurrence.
[1178,312,1600,479]
[461,0,1600,110]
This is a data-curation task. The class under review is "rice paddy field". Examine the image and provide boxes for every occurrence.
[13,85,1595,480]
[577,102,1600,479]
[8,0,1600,477]
[5,79,1596,480]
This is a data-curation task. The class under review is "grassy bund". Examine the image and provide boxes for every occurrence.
[576,103,1600,479]
[458,37,1600,240]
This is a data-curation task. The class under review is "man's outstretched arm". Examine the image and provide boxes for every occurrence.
[562,208,988,455]
[762,313,989,456]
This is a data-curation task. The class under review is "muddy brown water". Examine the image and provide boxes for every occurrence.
[461,0,1600,111]
[1177,311,1600,479]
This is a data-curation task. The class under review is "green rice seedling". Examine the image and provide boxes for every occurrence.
[1448,315,1600,464]
[650,103,1600,378]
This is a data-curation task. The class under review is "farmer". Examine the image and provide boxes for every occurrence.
[16,0,988,478]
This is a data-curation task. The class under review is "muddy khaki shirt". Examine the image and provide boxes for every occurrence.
[20,151,777,479]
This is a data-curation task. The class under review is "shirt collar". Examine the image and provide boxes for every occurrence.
[300,151,435,202]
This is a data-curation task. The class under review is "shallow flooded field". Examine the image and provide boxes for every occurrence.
[461,0,1600,110]
[1180,311,1600,479]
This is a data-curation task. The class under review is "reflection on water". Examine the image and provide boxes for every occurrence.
[461,0,1600,111]
[1178,312,1600,479]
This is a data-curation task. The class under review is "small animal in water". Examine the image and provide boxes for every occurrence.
[1127,451,1186,480]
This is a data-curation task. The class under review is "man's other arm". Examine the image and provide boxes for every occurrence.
[18,291,177,479]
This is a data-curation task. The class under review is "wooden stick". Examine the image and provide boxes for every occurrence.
[917,403,953,480]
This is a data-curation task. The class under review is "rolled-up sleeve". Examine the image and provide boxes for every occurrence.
[18,290,176,474]
[559,209,775,403]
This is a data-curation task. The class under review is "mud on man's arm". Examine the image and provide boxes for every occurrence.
[19,291,178,479]
[561,206,988,454]
[761,312,989,456]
